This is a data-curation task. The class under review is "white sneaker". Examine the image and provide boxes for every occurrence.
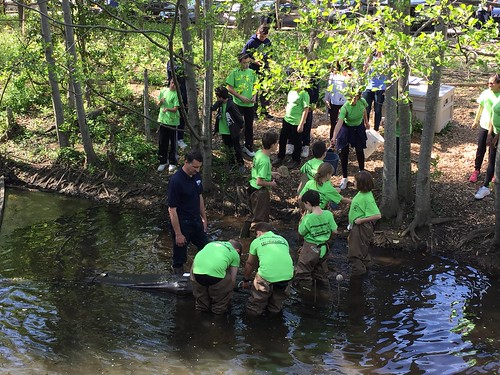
[301,145,309,158]
[285,144,294,155]
[242,146,255,158]
[339,177,348,190]
[168,164,177,173]
[177,139,187,149]
[157,163,167,172]
[474,186,490,200]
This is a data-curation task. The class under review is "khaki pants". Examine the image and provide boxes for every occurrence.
[246,273,290,315]
[294,241,329,287]
[190,272,234,314]
[246,187,270,226]
[348,222,374,276]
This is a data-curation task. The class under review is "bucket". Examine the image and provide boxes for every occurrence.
[364,129,384,159]
[324,149,339,175]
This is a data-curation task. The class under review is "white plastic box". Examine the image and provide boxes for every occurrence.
[409,83,455,133]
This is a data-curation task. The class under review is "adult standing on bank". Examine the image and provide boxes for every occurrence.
[475,74,500,200]
[168,149,208,275]
[331,92,369,190]
[469,74,500,184]
[325,60,350,140]
[190,240,242,314]
[242,24,272,119]
[226,52,257,158]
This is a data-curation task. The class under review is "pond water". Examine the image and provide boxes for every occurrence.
[0,189,499,374]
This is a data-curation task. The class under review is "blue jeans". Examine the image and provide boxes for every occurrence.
[170,217,208,269]
[363,89,385,131]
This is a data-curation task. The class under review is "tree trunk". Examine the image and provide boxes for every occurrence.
[38,0,70,148]
[403,17,446,239]
[397,63,412,202]
[61,0,97,165]
[380,80,399,218]
[73,0,93,107]
[143,70,151,142]
[178,0,201,145]
[17,0,25,35]
[201,0,214,190]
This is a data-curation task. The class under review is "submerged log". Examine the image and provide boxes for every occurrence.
[86,272,193,296]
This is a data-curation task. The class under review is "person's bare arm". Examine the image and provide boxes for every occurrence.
[199,194,207,232]
[297,108,310,133]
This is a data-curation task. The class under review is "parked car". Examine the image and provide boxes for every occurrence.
[142,0,195,22]
[213,0,241,26]
[252,0,302,28]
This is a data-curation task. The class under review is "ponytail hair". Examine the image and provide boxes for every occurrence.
[313,162,334,187]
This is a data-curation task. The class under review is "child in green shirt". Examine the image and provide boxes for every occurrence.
[299,162,351,210]
[240,131,279,238]
[348,171,381,276]
[296,141,327,194]
[295,190,338,289]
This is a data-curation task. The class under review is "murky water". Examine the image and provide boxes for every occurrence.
[0,189,499,374]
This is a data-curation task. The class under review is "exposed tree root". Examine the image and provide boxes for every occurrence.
[457,227,494,248]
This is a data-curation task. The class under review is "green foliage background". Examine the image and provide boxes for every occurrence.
[0,0,499,173]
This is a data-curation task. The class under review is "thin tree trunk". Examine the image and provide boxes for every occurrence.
[38,0,70,148]
[381,80,399,218]
[143,70,151,142]
[62,0,97,165]
[201,0,214,190]
[178,0,201,144]
[398,62,412,202]
[17,0,25,35]
[403,17,446,239]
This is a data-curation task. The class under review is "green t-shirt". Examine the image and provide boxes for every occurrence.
[298,210,337,257]
[226,68,257,108]
[219,103,230,135]
[477,89,500,131]
[348,191,381,225]
[157,87,180,126]
[249,231,293,283]
[492,100,500,134]
[284,90,310,125]
[339,98,368,126]
[300,158,323,181]
[300,179,343,209]
[192,241,240,279]
[249,150,272,190]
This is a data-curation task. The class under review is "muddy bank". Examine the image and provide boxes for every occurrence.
[2,154,499,278]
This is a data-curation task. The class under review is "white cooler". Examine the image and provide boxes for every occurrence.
[409,83,455,133]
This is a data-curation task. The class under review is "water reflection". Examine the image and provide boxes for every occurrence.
[0,189,499,374]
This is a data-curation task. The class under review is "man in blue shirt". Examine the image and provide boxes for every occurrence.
[168,149,208,274]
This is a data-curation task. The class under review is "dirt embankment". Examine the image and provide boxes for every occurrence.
[1,73,500,277]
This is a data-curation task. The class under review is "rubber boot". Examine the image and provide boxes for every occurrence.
[240,221,251,238]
